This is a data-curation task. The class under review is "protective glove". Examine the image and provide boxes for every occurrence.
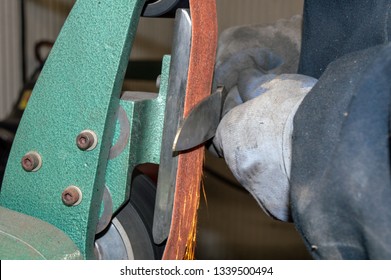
[213,75,316,222]
[214,15,303,115]
[211,16,317,222]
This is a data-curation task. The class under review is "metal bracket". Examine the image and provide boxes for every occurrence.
[105,56,171,216]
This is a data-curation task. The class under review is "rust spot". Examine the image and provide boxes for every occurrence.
[21,152,42,172]
[62,186,82,206]
[76,130,97,151]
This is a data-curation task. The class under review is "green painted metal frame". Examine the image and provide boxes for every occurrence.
[106,56,170,213]
[0,0,174,259]
[0,206,83,260]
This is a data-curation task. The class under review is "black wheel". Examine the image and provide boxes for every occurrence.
[95,170,165,260]
[142,0,189,17]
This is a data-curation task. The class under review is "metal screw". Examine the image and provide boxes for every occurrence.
[76,130,97,151]
[62,186,82,206]
[21,152,42,172]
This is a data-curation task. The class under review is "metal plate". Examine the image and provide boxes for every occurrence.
[152,9,192,244]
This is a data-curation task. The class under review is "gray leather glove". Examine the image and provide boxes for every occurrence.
[214,15,303,115]
[213,75,316,222]
[212,16,317,222]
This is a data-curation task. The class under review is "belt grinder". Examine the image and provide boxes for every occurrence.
[0,0,217,260]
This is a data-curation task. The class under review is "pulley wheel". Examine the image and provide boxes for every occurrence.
[95,171,165,260]
[142,0,189,17]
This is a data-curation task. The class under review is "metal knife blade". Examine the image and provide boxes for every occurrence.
[173,86,227,152]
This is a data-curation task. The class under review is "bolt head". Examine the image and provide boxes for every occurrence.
[21,152,42,172]
[156,75,161,89]
[62,186,82,206]
[76,130,97,151]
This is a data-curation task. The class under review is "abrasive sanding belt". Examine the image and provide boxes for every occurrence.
[163,0,218,260]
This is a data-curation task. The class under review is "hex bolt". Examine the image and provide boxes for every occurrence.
[76,130,98,151]
[21,152,42,172]
[62,186,82,206]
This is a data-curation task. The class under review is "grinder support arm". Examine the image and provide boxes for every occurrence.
[0,0,148,259]
[0,0,217,260]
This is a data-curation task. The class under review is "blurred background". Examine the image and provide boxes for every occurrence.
[0,0,310,259]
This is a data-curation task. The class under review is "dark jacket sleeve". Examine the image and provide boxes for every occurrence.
[291,0,391,259]
[298,0,391,78]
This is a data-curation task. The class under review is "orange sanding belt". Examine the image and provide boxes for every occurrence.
[162,0,218,260]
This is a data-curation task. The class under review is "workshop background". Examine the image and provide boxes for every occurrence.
[0,0,310,259]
